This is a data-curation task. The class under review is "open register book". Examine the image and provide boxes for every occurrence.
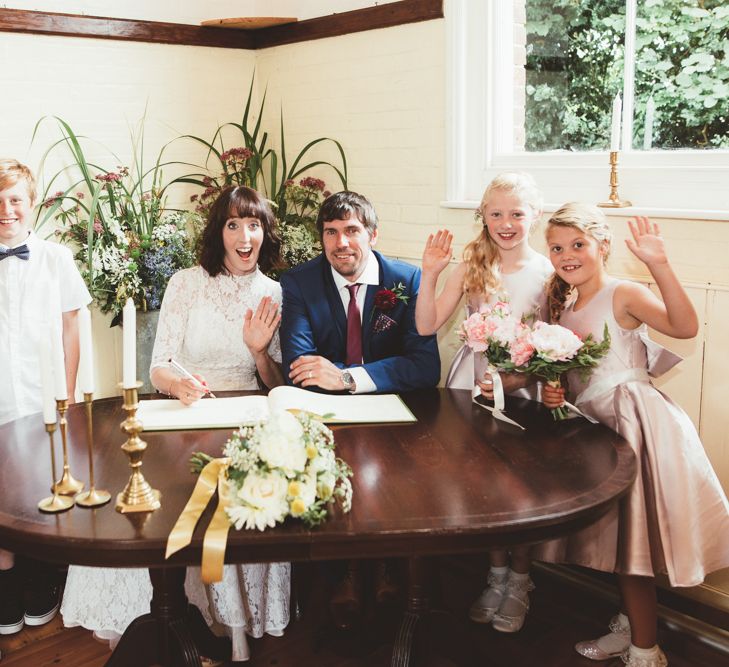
[137,385,416,431]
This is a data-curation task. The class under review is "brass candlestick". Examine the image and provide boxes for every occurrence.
[598,150,632,208]
[116,382,161,513]
[39,423,74,513]
[76,393,111,508]
[52,398,85,496]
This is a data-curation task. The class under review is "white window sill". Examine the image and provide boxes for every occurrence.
[440,200,729,222]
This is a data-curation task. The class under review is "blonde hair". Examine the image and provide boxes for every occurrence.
[462,172,544,295]
[545,202,612,322]
[0,159,37,205]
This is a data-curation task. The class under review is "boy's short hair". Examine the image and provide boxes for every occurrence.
[316,191,378,238]
[0,159,37,204]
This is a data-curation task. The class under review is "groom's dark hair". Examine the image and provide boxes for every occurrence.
[316,191,378,238]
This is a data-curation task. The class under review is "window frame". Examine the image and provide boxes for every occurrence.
[444,0,729,217]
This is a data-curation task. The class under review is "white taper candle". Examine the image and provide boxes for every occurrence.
[39,337,57,424]
[643,96,655,151]
[78,305,94,394]
[610,94,622,152]
[122,298,137,388]
[50,319,68,400]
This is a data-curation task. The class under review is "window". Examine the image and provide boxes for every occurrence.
[445,0,729,215]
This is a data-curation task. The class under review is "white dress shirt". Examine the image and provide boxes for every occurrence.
[330,251,380,393]
[0,231,91,425]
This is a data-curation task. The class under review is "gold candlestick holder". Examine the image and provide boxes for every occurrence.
[39,423,74,513]
[598,150,632,208]
[116,382,161,513]
[76,393,111,508]
[52,398,85,496]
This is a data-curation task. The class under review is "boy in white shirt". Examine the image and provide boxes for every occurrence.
[0,159,91,637]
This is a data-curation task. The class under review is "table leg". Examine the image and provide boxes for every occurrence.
[104,566,231,667]
[391,557,480,667]
[391,556,431,667]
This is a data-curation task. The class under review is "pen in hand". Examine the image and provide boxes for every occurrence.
[168,358,217,398]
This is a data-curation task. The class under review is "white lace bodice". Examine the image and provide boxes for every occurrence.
[150,266,282,390]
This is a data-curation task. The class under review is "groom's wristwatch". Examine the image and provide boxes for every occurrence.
[341,370,356,393]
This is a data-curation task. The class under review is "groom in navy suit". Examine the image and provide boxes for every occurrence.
[280,190,440,394]
[280,191,440,628]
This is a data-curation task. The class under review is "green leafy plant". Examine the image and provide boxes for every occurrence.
[176,76,348,269]
[33,116,200,321]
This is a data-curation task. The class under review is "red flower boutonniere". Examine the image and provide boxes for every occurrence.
[374,282,409,312]
[370,283,409,333]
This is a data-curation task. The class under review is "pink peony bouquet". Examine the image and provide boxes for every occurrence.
[460,304,610,420]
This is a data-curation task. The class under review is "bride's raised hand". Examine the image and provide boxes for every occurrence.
[625,217,668,267]
[422,229,454,276]
[243,296,281,355]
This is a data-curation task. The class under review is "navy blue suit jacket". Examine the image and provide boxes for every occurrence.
[280,251,440,393]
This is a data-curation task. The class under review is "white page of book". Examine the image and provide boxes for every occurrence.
[137,395,270,431]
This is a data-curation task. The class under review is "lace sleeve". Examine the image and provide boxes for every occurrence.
[150,269,196,374]
[268,328,282,364]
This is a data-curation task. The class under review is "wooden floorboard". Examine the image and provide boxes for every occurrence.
[1,558,727,666]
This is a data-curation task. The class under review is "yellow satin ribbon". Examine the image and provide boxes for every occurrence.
[165,457,231,584]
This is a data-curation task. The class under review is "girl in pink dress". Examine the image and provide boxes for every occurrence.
[416,172,552,633]
[541,203,729,667]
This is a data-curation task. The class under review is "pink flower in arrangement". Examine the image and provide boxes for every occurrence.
[190,194,199,203]
[220,147,253,163]
[300,177,326,191]
[323,190,332,198]
[510,327,535,367]
[76,192,85,200]
[460,312,492,352]
[93,220,103,234]
[284,179,295,187]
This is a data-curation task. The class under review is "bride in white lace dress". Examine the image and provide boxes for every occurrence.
[61,186,290,662]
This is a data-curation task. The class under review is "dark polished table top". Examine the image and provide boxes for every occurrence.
[0,389,636,568]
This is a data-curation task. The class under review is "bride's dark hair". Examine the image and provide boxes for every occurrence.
[200,186,283,276]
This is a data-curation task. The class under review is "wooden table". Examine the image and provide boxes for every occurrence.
[0,389,636,666]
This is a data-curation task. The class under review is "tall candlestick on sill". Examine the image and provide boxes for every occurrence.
[50,319,68,401]
[122,298,136,389]
[643,96,655,151]
[610,94,622,152]
[78,305,94,394]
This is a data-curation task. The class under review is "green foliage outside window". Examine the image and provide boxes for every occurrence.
[525,0,729,151]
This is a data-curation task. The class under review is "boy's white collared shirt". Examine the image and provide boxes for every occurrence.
[0,231,91,425]
[330,251,380,393]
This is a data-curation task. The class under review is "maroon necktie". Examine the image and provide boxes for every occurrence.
[345,283,363,365]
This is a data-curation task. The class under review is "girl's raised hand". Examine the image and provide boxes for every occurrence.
[625,217,667,266]
[422,229,453,275]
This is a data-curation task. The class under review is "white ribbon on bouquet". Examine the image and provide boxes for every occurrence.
[471,365,526,431]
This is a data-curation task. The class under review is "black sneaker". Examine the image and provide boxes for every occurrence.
[23,577,61,627]
[0,567,24,635]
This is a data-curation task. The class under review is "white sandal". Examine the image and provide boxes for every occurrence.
[491,574,534,633]
[468,570,508,624]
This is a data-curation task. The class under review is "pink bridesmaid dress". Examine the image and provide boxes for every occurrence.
[537,279,729,586]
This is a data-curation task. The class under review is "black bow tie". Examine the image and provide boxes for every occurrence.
[0,244,30,261]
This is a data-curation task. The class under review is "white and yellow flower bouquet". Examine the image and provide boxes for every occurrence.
[191,411,353,530]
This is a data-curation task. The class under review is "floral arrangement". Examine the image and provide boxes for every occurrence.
[190,411,353,531]
[188,150,332,272]
[36,116,202,321]
[460,302,610,420]
[51,176,200,320]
